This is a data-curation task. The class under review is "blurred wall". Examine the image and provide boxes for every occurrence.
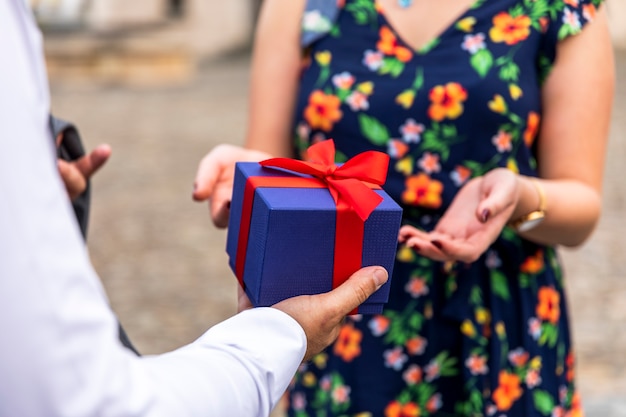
[85,0,254,59]
[608,0,626,49]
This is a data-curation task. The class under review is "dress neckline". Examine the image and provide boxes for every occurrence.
[375,0,487,55]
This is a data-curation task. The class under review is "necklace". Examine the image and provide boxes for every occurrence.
[397,0,413,7]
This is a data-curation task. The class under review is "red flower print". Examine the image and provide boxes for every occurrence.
[384,347,408,371]
[492,130,513,153]
[402,173,443,209]
[450,165,471,186]
[405,336,427,355]
[536,286,561,324]
[377,26,413,63]
[428,82,468,121]
[304,90,343,131]
[417,152,441,174]
[402,364,423,385]
[333,322,362,361]
[405,276,429,298]
[525,369,542,388]
[520,250,544,274]
[583,4,597,21]
[426,393,442,413]
[368,315,391,336]
[489,12,532,45]
[508,347,530,368]
[388,139,410,159]
[523,112,540,147]
[492,370,523,411]
[465,353,489,375]
[385,400,421,417]
[331,385,351,404]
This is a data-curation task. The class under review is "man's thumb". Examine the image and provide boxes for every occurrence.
[329,266,388,315]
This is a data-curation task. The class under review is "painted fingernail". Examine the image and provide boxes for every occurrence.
[481,209,490,222]
[431,240,443,250]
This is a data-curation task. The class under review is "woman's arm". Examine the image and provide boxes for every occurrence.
[244,0,307,157]
[518,6,614,247]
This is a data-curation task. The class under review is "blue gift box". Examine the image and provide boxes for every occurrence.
[226,162,403,314]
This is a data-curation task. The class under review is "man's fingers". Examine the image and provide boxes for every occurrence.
[75,144,112,179]
[57,159,86,200]
[325,266,388,317]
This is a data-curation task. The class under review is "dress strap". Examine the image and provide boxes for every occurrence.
[301,0,341,48]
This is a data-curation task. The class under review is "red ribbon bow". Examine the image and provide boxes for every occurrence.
[260,139,390,221]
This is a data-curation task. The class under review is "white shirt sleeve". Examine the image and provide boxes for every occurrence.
[0,2,306,416]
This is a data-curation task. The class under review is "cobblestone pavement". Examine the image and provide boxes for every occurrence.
[49,50,626,416]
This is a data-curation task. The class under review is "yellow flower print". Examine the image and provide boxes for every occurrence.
[396,89,416,109]
[456,16,477,32]
[357,81,374,95]
[475,307,491,325]
[397,245,416,263]
[509,84,523,100]
[461,319,476,338]
[427,82,468,121]
[495,321,506,337]
[312,352,328,369]
[489,12,532,45]
[314,50,332,66]
[395,156,414,176]
[302,372,317,387]
[507,158,519,174]
[402,173,443,209]
[529,356,542,370]
[488,94,507,114]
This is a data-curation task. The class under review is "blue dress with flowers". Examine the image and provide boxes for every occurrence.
[288,0,602,416]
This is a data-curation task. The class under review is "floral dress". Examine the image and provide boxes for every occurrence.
[288,0,602,416]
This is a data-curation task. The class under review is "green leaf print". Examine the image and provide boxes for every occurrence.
[412,67,425,90]
[499,61,520,83]
[345,0,378,25]
[418,37,440,54]
[527,0,549,22]
[491,269,511,300]
[558,23,581,41]
[533,390,556,416]
[358,114,390,145]
[380,57,405,78]
[434,351,459,377]
[470,48,494,78]
[539,322,559,347]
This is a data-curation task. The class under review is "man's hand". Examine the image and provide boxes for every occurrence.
[193,144,271,228]
[57,142,111,201]
[272,266,388,362]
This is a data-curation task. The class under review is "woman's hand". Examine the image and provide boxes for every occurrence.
[193,144,271,228]
[399,168,520,263]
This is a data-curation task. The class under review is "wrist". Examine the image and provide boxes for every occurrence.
[509,176,547,232]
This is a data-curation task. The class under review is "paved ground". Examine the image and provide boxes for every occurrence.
[49,50,626,416]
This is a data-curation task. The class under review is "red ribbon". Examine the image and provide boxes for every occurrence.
[235,140,390,300]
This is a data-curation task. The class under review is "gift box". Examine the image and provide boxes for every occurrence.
[226,140,403,314]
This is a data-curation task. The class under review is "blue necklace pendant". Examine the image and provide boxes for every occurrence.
[398,0,413,8]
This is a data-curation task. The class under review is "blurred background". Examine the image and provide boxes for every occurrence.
[38,0,625,415]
